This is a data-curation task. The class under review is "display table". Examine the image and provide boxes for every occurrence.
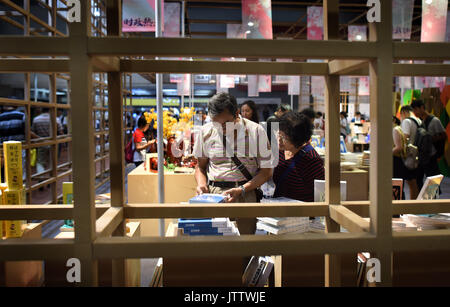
[46,222,141,286]
[0,223,44,287]
[127,164,197,236]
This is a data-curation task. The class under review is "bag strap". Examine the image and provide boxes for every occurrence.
[221,132,254,181]
[424,115,434,130]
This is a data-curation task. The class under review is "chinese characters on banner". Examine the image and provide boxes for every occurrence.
[123,0,164,32]
[392,0,414,40]
[307,6,323,40]
[419,0,448,91]
[242,0,273,96]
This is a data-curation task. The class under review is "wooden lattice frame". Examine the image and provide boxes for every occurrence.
[0,0,450,287]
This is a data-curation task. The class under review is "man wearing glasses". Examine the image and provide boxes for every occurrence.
[193,92,274,235]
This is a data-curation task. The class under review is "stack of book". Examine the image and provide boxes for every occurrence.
[242,256,274,287]
[309,217,326,233]
[256,217,310,235]
[403,214,450,230]
[178,218,240,236]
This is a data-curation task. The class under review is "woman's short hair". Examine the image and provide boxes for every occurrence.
[208,92,238,118]
[279,112,313,148]
[240,100,259,123]
[137,114,148,129]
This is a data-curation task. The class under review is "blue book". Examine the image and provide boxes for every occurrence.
[178,218,229,228]
[183,226,233,234]
[189,194,227,204]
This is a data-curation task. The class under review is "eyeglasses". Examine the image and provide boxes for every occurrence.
[277,131,290,143]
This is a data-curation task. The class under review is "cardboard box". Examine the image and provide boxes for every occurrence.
[3,141,23,190]
[3,189,24,238]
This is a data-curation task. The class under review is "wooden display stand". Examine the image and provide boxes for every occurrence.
[274,253,358,287]
[341,169,369,201]
[45,222,141,286]
[162,223,245,287]
[0,223,44,287]
[127,164,197,236]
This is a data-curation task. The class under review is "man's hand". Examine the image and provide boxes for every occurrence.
[222,188,242,203]
[196,184,209,195]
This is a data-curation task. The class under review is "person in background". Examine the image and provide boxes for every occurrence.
[300,107,316,126]
[313,111,324,130]
[240,100,259,123]
[193,92,273,235]
[411,99,446,190]
[393,116,418,199]
[273,112,324,202]
[32,108,63,175]
[133,114,156,167]
[352,111,362,123]
[340,111,349,141]
[266,104,292,146]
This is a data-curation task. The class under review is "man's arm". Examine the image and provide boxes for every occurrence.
[194,157,209,195]
[222,168,272,203]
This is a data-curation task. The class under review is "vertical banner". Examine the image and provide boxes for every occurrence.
[275,59,292,83]
[392,0,415,39]
[123,0,164,32]
[177,74,190,96]
[399,60,412,89]
[340,76,352,92]
[216,75,229,94]
[307,6,323,40]
[348,25,367,41]
[421,0,448,90]
[248,75,259,97]
[242,0,273,39]
[311,76,325,102]
[421,0,448,42]
[163,2,180,37]
[288,76,300,95]
[258,74,272,92]
[358,77,370,96]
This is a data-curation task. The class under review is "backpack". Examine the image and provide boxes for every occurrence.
[409,118,433,166]
[396,126,419,170]
[125,133,136,164]
[424,115,445,158]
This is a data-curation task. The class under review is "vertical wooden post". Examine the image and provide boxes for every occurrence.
[324,0,342,287]
[69,0,98,286]
[107,0,126,286]
[368,0,394,287]
[24,0,31,204]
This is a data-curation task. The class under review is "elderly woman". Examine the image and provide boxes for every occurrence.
[273,112,324,202]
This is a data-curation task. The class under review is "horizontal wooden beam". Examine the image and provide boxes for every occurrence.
[393,229,450,251]
[88,37,379,59]
[0,239,75,261]
[120,60,329,75]
[96,207,123,237]
[92,56,120,72]
[0,37,70,56]
[0,58,69,73]
[0,205,110,220]
[329,205,370,233]
[394,63,450,76]
[328,59,368,75]
[93,233,377,259]
[394,42,450,60]
[343,200,450,218]
[124,202,330,219]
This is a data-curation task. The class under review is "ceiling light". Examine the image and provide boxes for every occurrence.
[248,21,254,27]
[425,0,433,4]
[355,34,362,41]
[246,30,251,34]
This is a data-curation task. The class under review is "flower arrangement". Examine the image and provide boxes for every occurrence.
[145,107,196,140]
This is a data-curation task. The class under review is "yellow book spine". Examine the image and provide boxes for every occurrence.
[0,190,3,239]
[63,182,73,205]
[3,189,24,238]
[3,141,23,190]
